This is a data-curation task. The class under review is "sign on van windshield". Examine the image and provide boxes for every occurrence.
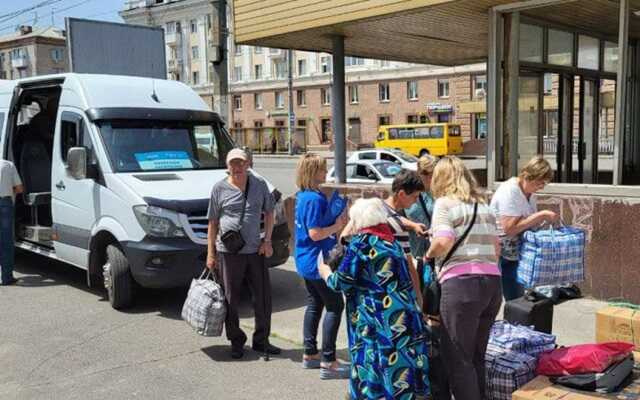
[134,151,194,171]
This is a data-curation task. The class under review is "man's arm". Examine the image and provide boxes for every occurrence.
[259,210,275,258]
[13,185,24,194]
[206,219,219,269]
[406,256,421,305]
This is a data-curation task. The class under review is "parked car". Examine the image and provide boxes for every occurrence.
[326,160,404,184]
[0,73,290,310]
[347,148,418,170]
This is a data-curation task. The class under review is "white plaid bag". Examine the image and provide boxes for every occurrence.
[182,269,226,337]
[518,225,586,288]
[489,321,556,359]
[485,344,537,400]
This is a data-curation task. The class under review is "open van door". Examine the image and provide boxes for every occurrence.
[51,109,99,269]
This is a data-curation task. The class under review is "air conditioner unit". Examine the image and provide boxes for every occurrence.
[475,88,486,98]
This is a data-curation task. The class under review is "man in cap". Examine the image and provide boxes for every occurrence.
[0,159,23,286]
[206,148,280,359]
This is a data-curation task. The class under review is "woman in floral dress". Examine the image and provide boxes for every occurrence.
[319,198,430,400]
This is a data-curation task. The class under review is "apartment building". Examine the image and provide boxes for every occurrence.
[120,0,222,110]
[0,26,67,80]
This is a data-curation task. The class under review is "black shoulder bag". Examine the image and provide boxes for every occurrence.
[220,178,250,254]
[422,202,478,317]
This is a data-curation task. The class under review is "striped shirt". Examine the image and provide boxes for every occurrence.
[383,202,411,255]
[432,197,500,281]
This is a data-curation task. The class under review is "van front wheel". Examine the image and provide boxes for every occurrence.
[419,149,430,157]
[103,244,134,310]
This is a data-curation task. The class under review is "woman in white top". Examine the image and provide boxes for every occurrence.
[489,156,559,300]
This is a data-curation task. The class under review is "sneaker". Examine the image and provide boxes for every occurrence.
[252,342,282,355]
[320,364,350,380]
[0,277,18,286]
[302,357,321,369]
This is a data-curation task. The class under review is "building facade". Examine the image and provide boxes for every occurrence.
[120,0,223,111]
[0,26,67,80]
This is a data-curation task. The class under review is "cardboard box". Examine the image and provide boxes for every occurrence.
[513,371,640,400]
[595,306,640,351]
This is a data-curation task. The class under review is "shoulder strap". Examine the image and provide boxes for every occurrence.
[417,193,431,223]
[440,202,478,270]
[238,177,250,228]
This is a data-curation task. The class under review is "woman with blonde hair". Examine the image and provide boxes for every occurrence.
[294,153,349,379]
[319,197,430,399]
[489,156,558,300]
[426,156,502,400]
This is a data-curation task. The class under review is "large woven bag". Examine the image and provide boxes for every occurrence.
[518,225,585,288]
[182,269,227,337]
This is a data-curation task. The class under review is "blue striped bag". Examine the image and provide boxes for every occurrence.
[517,225,586,288]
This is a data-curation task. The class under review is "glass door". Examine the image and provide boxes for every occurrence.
[558,74,574,182]
[579,78,598,183]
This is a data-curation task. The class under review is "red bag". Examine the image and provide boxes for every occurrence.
[536,342,634,376]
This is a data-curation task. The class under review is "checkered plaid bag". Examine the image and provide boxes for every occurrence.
[182,269,226,337]
[489,321,556,359]
[518,225,586,288]
[485,345,537,400]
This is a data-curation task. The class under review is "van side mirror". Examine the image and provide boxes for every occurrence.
[67,147,87,180]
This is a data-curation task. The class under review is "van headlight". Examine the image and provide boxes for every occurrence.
[133,205,186,238]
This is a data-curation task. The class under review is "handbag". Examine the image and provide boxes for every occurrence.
[182,268,227,337]
[220,178,250,254]
[422,202,478,316]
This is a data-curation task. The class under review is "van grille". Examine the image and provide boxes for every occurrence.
[185,209,265,244]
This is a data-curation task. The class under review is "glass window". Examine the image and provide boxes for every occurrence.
[430,126,444,139]
[320,56,331,73]
[254,93,263,110]
[190,19,197,33]
[518,76,540,171]
[98,121,232,172]
[321,88,331,105]
[192,71,199,85]
[61,119,79,162]
[548,29,573,66]
[235,45,242,55]
[449,126,461,137]
[233,95,242,110]
[296,90,306,107]
[297,59,307,76]
[414,127,430,138]
[374,162,403,178]
[234,66,242,81]
[438,80,449,98]
[604,41,618,73]
[379,83,390,102]
[254,46,262,54]
[474,75,487,98]
[359,152,376,160]
[407,81,418,100]
[519,23,543,63]
[578,35,600,70]
[378,115,391,127]
[274,60,286,79]
[254,64,263,80]
[407,115,418,124]
[275,92,284,109]
[349,85,359,104]
[388,128,414,139]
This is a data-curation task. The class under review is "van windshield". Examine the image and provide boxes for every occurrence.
[97,120,234,173]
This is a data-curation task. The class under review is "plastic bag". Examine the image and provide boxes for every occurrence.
[536,342,635,376]
[182,269,227,337]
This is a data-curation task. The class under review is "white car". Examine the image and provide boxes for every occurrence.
[347,149,418,171]
[326,160,404,184]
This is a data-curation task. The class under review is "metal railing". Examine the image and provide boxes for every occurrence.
[230,127,308,154]
[542,136,614,154]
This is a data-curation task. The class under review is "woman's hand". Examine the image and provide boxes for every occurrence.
[539,210,559,223]
[318,262,333,281]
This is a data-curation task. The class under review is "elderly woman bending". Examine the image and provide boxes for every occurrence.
[319,198,429,400]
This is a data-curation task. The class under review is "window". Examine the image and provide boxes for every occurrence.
[543,73,553,95]
[578,35,600,70]
[321,88,331,105]
[192,71,199,85]
[297,119,306,128]
[604,41,618,73]
[10,48,26,60]
[389,128,414,140]
[235,45,242,55]
[192,46,199,59]
[345,56,364,66]
[407,81,418,100]
[190,19,197,33]
[474,113,488,139]
[407,115,419,124]
[165,21,179,34]
[519,23,543,63]
[254,93,263,110]
[270,48,280,54]
[254,46,263,54]
[358,152,376,160]
[206,14,211,30]
[414,127,431,138]
[348,85,359,104]
[379,83,390,102]
[234,66,242,81]
[297,59,307,76]
[320,56,331,73]
[254,64,263,80]
[0,72,5,80]
[274,60,286,79]
[275,91,284,109]
[0,53,4,64]
[61,114,95,165]
[430,126,444,138]
[50,48,64,63]
[438,80,450,98]
[296,90,306,107]
[378,115,391,127]
[473,75,487,98]
[233,95,242,110]
[548,29,573,66]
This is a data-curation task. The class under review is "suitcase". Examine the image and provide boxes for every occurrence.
[504,291,554,334]
[552,354,634,393]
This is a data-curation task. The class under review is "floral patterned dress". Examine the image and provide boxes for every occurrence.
[327,231,430,400]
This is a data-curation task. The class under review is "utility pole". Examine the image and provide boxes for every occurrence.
[210,0,229,125]
[287,49,294,155]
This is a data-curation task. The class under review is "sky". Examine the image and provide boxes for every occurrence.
[0,0,125,35]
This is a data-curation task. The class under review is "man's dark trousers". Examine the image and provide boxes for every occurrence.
[218,252,272,348]
[0,197,15,284]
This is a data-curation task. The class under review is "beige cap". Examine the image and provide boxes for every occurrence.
[226,148,249,164]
